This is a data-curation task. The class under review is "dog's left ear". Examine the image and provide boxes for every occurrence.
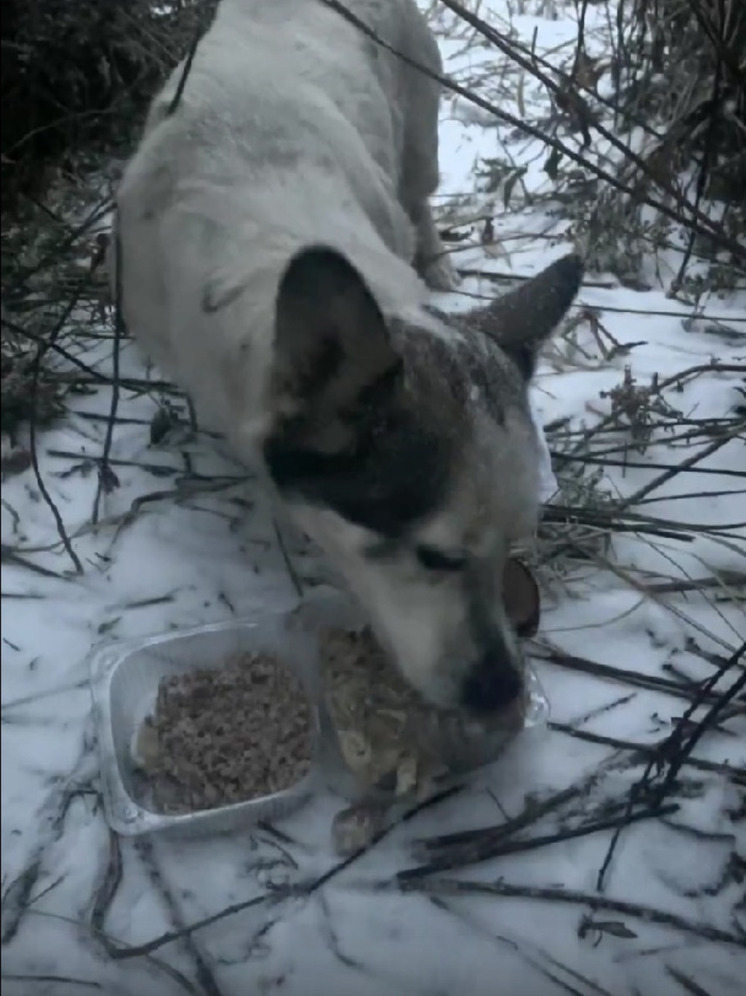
[270,246,401,431]
[472,253,583,380]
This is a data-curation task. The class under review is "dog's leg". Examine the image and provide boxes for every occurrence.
[397,5,459,292]
[411,199,458,292]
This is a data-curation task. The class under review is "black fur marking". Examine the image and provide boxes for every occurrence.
[294,336,343,402]
[338,358,403,423]
[502,344,535,382]
[418,309,508,422]
[265,328,455,537]
[264,403,451,538]
[415,545,466,572]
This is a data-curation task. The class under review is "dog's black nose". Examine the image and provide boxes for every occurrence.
[461,656,523,714]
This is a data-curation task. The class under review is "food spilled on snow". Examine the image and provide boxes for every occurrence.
[134,652,313,814]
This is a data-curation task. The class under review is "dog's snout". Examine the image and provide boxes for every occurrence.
[460,652,523,715]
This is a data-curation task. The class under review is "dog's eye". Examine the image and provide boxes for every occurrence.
[415,545,466,572]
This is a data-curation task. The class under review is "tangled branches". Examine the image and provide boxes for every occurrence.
[1,0,215,208]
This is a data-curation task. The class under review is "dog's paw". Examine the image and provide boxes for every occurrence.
[419,252,460,292]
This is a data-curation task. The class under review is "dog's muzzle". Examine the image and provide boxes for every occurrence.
[460,651,524,715]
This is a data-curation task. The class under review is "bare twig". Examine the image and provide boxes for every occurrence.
[91,225,123,525]
[537,647,746,710]
[28,342,83,575]
[596,641,746,890]
[398,801,677,882]
[407,879,745,948]
[548,723,746,784]
[318,0,746,262]
[616,430,745,510]
[166,21,206,116]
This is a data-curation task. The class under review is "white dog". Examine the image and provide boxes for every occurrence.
[114,0,582,714]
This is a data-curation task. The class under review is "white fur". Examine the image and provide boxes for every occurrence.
[116,0,451,458]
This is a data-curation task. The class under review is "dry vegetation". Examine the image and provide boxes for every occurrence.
[573,0,746,289]
[1,0,743,437]
[1,0,216,445]
[1,0,213,207]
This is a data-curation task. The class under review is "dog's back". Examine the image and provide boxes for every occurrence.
[116,0,445,451]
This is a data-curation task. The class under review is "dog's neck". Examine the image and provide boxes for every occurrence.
[164,169,430,459]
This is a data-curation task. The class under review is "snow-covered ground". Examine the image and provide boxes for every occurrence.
[2,3,745,994]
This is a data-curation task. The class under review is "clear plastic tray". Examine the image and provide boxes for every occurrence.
[88,588,550,838]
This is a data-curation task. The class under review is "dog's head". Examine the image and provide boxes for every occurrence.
[263,246,582,715]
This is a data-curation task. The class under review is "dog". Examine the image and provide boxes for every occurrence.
[113,0,583,716]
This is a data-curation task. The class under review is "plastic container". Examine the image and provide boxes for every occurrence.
[89,588,549,838]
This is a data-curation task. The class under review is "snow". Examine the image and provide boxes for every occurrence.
[2,2,745,995]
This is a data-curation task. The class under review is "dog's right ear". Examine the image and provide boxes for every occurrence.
[269,246,401,429]
[472,253,583,381]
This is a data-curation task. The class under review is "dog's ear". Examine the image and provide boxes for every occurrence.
[270,246,402,435]
[471,253,583,380]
